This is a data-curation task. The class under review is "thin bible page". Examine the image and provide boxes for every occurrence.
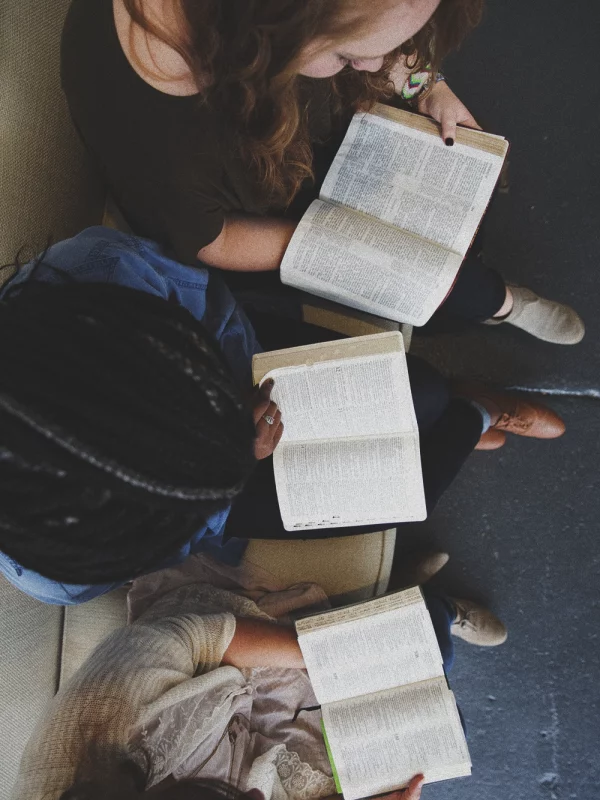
[252,331,404,386]
[281,200,463,326]
[296,586,424,634]
[321,111,505,256]
[298,596,443,705]
[264,351,416,443]
[274,432,426,530]
[322,678,471,800]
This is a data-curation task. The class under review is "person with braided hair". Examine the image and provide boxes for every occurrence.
[0,226,566,605]
[0,227,270,603]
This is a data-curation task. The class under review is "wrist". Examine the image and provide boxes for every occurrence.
[401,68,446,107]
[417,76,450,114]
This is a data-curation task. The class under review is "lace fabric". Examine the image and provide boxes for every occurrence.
[274,747,336,800]
[245,744,335,800]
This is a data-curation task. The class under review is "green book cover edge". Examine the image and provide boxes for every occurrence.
[321,719,342,794]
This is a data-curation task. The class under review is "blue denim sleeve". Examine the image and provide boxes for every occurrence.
[1,227,183,300]
[0,552,123,605]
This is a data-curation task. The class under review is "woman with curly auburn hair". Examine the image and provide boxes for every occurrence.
[61,0,583,344]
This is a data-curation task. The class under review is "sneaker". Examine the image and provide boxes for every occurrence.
[485,285,584,345]
[450,598,508,646]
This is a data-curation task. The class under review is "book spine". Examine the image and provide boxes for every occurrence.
[321,719,342,794]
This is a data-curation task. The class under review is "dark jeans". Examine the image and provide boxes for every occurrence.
[425,589,467,733]
[425,589,456,673]
[225,317,483,541]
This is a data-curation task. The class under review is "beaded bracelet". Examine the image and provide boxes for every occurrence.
[400,69,446,104]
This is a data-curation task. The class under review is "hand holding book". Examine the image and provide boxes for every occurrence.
[379,774,425,800]
[252,378,284,460]
[417,79,482,144]
[325,774,425,800]
[296,588,471,799]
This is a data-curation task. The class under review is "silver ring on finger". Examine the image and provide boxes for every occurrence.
[262,414,275,425]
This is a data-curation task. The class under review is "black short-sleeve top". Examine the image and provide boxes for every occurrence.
[61,0,348,264]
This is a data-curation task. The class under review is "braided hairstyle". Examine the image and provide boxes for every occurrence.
[0,280,257,584]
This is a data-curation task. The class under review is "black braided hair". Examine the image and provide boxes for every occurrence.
[0,280,257,584]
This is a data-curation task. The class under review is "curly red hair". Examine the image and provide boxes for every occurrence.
[124,0,484,204]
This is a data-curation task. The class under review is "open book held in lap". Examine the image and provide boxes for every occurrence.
[252,332,426,532]
[296,587,471,800]
[281,105,509,326]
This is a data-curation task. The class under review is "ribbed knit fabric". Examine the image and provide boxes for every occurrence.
[1,0,103,273]
[10,610,237,800]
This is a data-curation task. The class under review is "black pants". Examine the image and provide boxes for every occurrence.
[225,319,483,541]
[419,246,507,335]
[224,245,507,337]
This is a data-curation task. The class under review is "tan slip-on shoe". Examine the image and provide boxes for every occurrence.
[485,285,585,345]
[475,429,506,450]
[454,382,565,439]
[450,598,508,646]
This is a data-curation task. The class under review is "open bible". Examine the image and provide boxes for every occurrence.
[296,587,471,799]
[251,331,425,532]
[281,104,509,326]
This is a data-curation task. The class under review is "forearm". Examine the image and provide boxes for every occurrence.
[198,214,297,272]
[222,616,305,669]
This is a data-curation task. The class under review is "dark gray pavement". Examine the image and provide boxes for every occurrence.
[410,0,600,394]
[391,2,600,798]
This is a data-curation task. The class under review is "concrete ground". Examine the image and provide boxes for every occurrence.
[390,2,600,799]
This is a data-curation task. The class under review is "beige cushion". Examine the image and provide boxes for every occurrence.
[0,0,103,273]
[0,576,63,798]
[59,588,129,687]
[243,530,396,606]
[0,4,104,790]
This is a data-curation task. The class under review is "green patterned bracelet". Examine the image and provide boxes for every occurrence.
[401,70,446,103]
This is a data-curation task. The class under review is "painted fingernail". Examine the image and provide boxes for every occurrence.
[445,137,454,146]
[265,378,275,387]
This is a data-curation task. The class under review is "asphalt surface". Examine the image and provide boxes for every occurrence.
[390,2,600,798]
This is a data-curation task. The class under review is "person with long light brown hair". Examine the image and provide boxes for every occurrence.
[10,552,506,800]
[61,0,583,343]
